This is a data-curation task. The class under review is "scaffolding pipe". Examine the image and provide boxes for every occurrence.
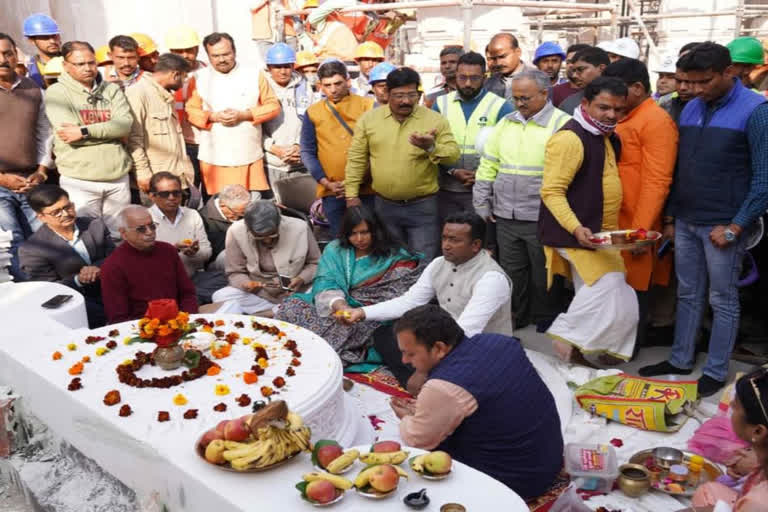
[626,0,658,60]
[527,11,741,27]
[279,0,614,17]
[735,0,745,39]
[462,0,473,51]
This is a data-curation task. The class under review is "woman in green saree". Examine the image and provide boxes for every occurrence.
[276,206,423,364]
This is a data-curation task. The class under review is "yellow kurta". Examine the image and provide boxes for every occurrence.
[540,130,626,287]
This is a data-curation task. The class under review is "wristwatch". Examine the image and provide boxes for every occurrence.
[724,228,737,242]
[80,126,90,139]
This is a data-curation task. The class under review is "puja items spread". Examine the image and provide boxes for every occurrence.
[574,374,698,432]
[588,229,661,250]
[564,443,618,493]
[628,448,723,497]
[196,400,312,472]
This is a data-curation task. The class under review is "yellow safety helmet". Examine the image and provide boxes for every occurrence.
[94,45,112,66]
[354,41,384,61]
[42,56,63,76]
[295,50,320,69]
[129,32,158,57]
[165,25,201,50]
[302,0,318,8]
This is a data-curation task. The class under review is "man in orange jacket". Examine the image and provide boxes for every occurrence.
[604,58,678,349]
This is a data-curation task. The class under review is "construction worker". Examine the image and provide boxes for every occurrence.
[474,69,570,331]
[353,41,385,97]
[295,51,320,91]
[433,51,513,221]
[94,45,113,79]
[533,41,567,86]
[597,37,640,63]
[652,54,678,103]
[41,55,63,87]
[263,43,315,187]
[299,2,359,62]
[727,36,765,89]
[424,47,464,108]
[130,33,159,72]
[107,35,146,89]
[486,33,536,100]
[165,25,208,198]
[22,13,61,89]
[368,61,396,106]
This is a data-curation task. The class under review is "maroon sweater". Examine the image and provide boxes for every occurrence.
[100,241,198,323]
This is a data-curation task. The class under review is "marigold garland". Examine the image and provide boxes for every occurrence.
[116,350,213,389]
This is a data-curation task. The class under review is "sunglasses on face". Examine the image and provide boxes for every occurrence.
[153,190,182,198]
[42,202,76,218]
[127,222,158,234]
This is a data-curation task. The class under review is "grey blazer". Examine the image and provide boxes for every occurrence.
[19,217,115,290]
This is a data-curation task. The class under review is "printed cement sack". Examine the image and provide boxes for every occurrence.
[575,373,698,432]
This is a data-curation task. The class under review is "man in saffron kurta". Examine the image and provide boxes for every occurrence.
[185,33,280,195]
[538,77,638,364]
[604,59,678,345]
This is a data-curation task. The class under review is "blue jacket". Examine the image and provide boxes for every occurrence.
[430,333,563,500]
[670,80,768,226]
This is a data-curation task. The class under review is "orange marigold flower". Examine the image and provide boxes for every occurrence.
[214,319,225,326]
[168,319,179,330]
[207,365,221,376]
[277,331,286,338]
[68,362,84,375]
[177,312,189,322]
[260,386,274,397]
[243,372,258,384]
[81,356,91,363]
[52,351,62,360]
[202,325,213,333]
[212,344,231,359]
[138,318,149,328]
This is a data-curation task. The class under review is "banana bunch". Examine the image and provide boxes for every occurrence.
[354,464,409,488]
[325,449,359,474]
[410,453,427,472]
[302,471,354,490]
[359,450,409,465]
[223,423,312,471]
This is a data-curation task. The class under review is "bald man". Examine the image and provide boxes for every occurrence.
[100,205,198,323]
[485,33,534,100]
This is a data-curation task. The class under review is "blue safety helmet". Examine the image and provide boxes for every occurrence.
[533,42,566,64]
[265,43,296,65]
[23,13,60,37]
[368,62,396,85]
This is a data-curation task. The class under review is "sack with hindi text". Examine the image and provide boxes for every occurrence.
[574,373,698,432]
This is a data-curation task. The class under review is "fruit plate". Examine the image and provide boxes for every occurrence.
[355,486,397,499]
[313,463,356,475]
[308,490,345,507]
[628,448,723,497]
[409,456,453,480]
[588,230,661,250]
[195,434,299,473]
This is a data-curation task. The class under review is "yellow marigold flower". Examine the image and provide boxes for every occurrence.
[150,318,160,327]
[202,325,213,333]
[168,319,179,329]
[178,312,189,322]
[67,343,77,351]
[252,342,264,351]
[173,393,188,406]
[122,359,133,365]
[242,337,252,345]
[138,318,149,327]
[215,384,230,396]
[95,347,108,356]
[257,357,268,369]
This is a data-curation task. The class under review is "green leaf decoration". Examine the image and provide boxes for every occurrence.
[295,481,312,502]
[311,439,341,467]
[182,350,201,369]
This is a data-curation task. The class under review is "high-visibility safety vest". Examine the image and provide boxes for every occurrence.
[174,61,207,145]
[474,104,571,221]
[436,90,506,171]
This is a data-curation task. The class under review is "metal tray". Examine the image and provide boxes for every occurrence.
[628,448,723,497]
[589,230,662,250]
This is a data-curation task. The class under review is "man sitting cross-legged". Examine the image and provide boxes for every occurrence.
[339,211,512,392]
[390,305,563,501]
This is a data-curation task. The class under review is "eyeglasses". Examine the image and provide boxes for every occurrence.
[250,232,279,242]
[390,92,421,101]
[126,222,158,234]
[153,190,182,198]
[456,74,484,83]
[512,92,543,104]
[42,202,75,218]
[748,369,768,425]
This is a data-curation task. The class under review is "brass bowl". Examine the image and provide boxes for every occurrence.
[617,463,651,498]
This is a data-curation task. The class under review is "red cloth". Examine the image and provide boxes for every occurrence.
[100,241,198,323]
[551,81,580,107]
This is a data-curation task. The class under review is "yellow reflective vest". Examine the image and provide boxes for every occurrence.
[473,103,570,221]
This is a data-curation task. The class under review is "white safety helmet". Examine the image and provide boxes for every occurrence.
[652,54,678,74]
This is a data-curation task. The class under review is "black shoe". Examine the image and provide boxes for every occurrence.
[638,361,693,377]
[698,375,726,398]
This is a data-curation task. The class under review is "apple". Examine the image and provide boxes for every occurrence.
[316,444,344,469]
[306,480,337,504]
[424,451,452,474]
[368,464,399,493]
[223,418,251,442]
[204,439,227,464]
[199,428,223,449]
[372,441,401,453]
[215,420,229,434]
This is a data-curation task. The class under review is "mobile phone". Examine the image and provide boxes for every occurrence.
[279,275,292,290]
[658,239,672,258]
[41,294,73,309]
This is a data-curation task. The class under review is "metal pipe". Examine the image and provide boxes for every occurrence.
[527,10,740,27]
[279,0,614,17]
[462,0,472,52]
[626,0,658,60]
[735,0,746,39]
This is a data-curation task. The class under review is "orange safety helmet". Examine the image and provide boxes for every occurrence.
[129,32,158,57]
[94,45,112,66]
